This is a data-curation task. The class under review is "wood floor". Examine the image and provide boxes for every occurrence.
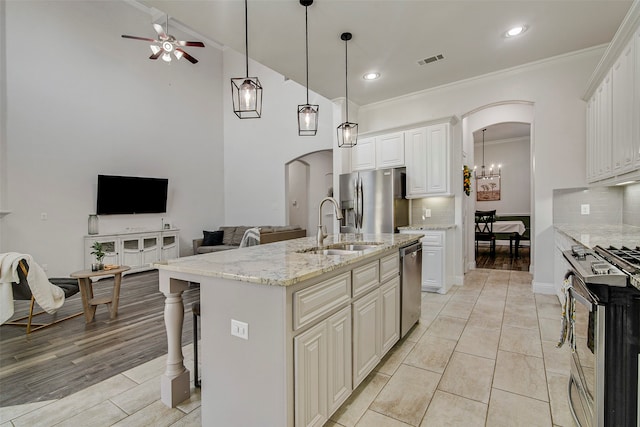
[0,270,200,407]
[475,244,531,271]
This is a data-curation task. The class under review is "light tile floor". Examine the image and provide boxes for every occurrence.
[0,269,574,427]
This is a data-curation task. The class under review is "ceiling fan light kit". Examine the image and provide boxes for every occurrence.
[121,16,204,64]
[231,0,263,119]
[297,0,319,136]
[337,32,358,148]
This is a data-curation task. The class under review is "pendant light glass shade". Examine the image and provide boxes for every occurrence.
[337,32,357,148]
[231,0,262,119]
[297,0,318,136]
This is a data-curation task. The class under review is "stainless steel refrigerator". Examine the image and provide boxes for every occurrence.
[339,168,409,234]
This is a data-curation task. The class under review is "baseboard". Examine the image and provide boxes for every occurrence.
[532,280,556,295]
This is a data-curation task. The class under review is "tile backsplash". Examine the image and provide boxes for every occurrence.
[623,182,640,227]
[410,197,455,225]
[553,186,623,225]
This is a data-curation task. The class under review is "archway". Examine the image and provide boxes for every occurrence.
[461,101,535,273]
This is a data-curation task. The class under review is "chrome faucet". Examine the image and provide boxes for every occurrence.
[317,197,343,246]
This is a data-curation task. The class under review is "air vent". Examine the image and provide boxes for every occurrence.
[418,54,444,66]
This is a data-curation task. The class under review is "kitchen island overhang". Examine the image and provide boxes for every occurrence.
[154,233,422,425]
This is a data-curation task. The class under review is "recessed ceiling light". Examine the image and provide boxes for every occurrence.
[363,72,380,80]
[505,25,527,37]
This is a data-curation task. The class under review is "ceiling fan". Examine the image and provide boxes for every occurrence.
[121,17,205,64]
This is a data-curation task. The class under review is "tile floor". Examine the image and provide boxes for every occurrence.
[0,269,574,427]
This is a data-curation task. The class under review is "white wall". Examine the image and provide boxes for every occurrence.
[475,137,531,214]
[357,48,604,291]
[222,49,335,226]
[3,0,225,276]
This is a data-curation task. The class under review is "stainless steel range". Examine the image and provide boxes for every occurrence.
[562,245,640,427]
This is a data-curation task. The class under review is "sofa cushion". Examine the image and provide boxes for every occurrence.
[197,245,237,254]
[202,230,224,246]
[219,226,237,246]
[232,226,251,246]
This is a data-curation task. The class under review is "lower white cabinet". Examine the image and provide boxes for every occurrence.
[352,288,382,388]
[294,305,352,427]
[293,252,402,426]
[84,229,180,273]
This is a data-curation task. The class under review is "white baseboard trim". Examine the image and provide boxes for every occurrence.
[532,280,556,295]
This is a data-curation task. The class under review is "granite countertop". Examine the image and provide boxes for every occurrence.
[554,223,640,249]
[154,233,421,287]
[399,224,457,231]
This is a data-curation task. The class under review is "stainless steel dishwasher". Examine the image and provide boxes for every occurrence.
[400,242,422,338]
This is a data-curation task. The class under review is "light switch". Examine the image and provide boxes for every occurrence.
[581,204,590,215]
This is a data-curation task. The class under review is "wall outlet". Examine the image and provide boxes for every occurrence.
[424,209,431,218]
[231,319,249,340]
[580,204,590,215]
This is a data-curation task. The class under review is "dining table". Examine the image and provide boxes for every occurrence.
[492,220,526,257]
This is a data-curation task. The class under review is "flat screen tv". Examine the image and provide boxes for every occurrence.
[96,174,168,215]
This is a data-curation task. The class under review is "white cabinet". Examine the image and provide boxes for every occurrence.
[84,229,179,273]
[380,276,400,354]
[120,234,160,268]
[612,39,635,174]
[423,245,444,290]
[376,132,405,168]
[586,18,640,184]
[351,132,405,171]
[405,123,451,198]
[352,288,381,388]
[400,229,453,294]
[294,305,352,427]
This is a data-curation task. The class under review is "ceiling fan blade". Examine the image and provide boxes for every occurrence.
[122,34,156,42]
[175,49,198,64]
[153,23,167,39]
[178,41,205,48]
[149,49,163,60]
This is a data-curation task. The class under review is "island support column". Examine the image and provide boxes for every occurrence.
[159,275,190,407]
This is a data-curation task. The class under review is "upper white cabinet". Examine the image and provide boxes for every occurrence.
[585,10,640,184]
[351,132,405,171]
[405,122,451,198]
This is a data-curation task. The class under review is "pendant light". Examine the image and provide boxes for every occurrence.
[337,32,358,148]
[474,128,501,179]
[297,0,319,136]
[231,0,263,119]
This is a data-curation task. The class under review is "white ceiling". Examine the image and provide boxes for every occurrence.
[141,0,632,106]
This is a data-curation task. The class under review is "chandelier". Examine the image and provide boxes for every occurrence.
[474,128,501,179]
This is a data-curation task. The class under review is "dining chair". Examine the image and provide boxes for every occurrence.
[475,210,497,256]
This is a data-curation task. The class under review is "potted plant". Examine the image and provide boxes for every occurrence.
[90,241,106,270]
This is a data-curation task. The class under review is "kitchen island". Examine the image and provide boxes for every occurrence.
[154,232,422,427]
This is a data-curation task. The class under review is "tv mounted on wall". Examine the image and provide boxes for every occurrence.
[96,174,168,215]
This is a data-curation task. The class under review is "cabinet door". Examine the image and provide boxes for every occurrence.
[294,322,328,427]
[380,276,400,354]
[634,28,640,169]
[351,137,376,171]
[376,132,405,168]
[612,39,635,173]
[404,127,428,196]
[352,289,381,388]
[596,71,613,179]
[422,246,443,290]
[121,237,142,267]
[161,232,179,260]
[425,123,449,194]
[141,236,160,265]
[586,95,596,182]
[326,306,352,415]
[85,237,118,268]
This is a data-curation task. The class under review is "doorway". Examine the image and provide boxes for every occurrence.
[285,150,333,235]
[462,102,535,273]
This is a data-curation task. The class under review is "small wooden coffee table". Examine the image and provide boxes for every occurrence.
[70,266,130,322]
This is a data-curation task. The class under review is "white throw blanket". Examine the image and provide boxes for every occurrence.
[239,227,261,248]
[0,253,65,324]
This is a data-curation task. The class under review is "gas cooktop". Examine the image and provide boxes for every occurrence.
[563,245,629,287]
[595,245,640,290]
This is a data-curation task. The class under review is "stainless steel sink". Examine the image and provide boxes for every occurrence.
[297,242,383,256]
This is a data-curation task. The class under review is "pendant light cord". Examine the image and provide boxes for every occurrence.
[305,5,309,104]
[244,0,249,78]
[482,128,486,173]
[344,37,349,122]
